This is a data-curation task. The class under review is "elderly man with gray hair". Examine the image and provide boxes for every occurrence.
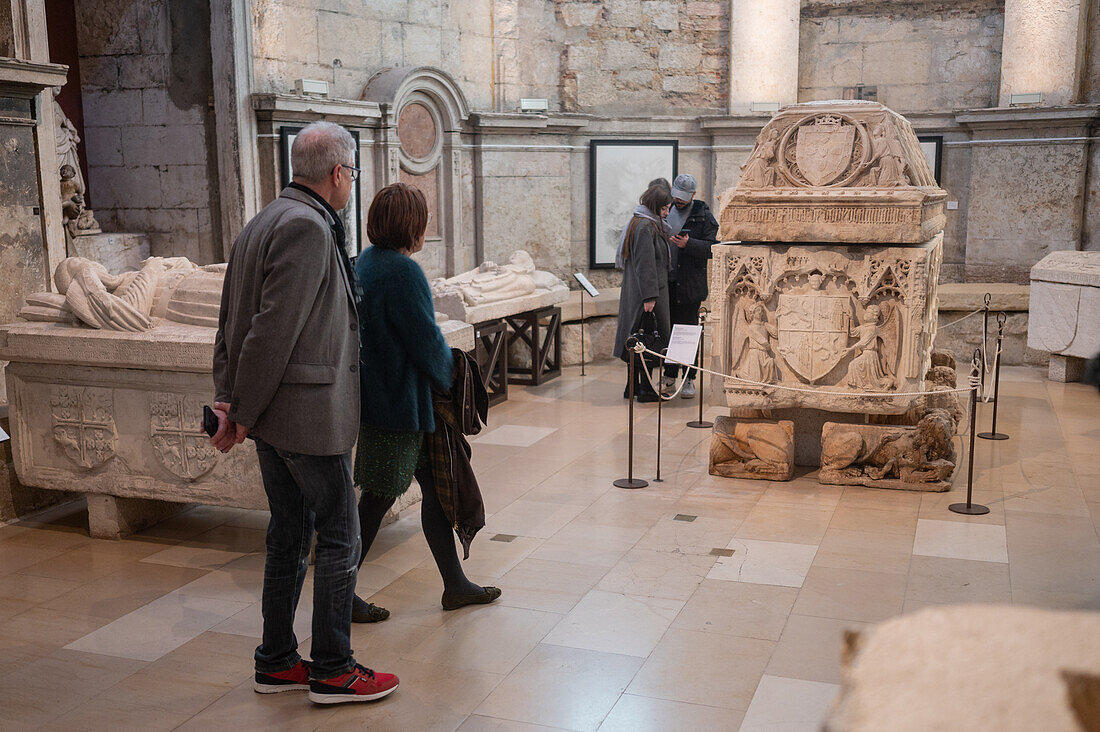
[212,121,399,704]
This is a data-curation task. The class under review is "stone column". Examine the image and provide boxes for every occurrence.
[999,0,1089,107]
[728,0,800,114]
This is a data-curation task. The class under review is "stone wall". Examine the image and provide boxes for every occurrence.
[249,0,729,116]
[76,0,221,263]
[798,0,1004,112]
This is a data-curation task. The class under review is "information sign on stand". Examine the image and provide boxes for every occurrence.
[666,324,702,369]
[0,424,8,443]
[573,273,601,376]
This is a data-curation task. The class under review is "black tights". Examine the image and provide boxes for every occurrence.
[357,464,481,596]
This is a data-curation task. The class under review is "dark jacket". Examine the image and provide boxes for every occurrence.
[354,246,454,433]
[426,349,488,558]
[613,216,671,360]
[669,199,719,304]
[214,186,359,456]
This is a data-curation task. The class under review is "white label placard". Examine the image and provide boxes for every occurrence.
[573,272,599,298]
[666,324,702,366]
[0,424,8,443]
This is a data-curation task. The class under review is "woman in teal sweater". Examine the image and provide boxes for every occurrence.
[352,183,500,622]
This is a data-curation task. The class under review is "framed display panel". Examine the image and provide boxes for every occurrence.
[589,139,678,269]
[280,126,363,256]
[917,135,943,185]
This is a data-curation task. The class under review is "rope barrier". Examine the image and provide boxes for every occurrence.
[937,307,984,331]
[630,341,974,398]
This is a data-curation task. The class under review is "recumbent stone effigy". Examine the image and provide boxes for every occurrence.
[708,101,960,490]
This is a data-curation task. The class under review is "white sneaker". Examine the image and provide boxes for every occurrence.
[660,376,676,396]
[681,380,696,399]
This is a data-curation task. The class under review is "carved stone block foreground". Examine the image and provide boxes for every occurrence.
[711,236,942,413]
[719,101,946,244]
[826,606,1100,732]
[709,416,794,482]
[1028,250,1100,382]
[818,409,956,492]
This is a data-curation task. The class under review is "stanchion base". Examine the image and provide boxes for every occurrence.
[653,478,664,483]
[949,502,990,515]
[687,420,713,429]
[614,478,649,489]
[977,432,1009,441]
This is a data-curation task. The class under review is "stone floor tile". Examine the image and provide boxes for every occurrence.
[904,556,1012,605]
[597,694,743,731]
[459,715,570,731]
[734,503,836,545]
[738,674,839,732]
[475,424,559,447]
[792,566,907,623]
[542,589,682,658]
[812,528,913,574]
[672,579,797,641]
[596,548,715,600]
[475,643,643,732]
[765,614,869,685]
[486,499,587,539]
[405,604,562,674]
[626,628,774,710]
[707,538,818,588]
[912,518,1009,563]
[496,558,608,614]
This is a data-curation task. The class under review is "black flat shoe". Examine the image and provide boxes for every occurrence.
[351,596,390,623]
[441,586,502,611]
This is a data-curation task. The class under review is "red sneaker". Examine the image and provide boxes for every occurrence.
[254,659,311,693]
[309,663,399,704]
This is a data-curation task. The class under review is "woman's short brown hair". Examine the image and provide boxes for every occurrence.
[367,182,428,251]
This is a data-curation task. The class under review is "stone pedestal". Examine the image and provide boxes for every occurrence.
[87,494,188,539]
[1028,250,1100,383]
[69,232,151,275]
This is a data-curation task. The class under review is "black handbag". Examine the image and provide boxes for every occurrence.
[632,310,662,353]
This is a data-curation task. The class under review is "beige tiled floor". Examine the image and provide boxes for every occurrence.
[1,363,1098,730]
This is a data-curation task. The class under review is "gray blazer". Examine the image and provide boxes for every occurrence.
[213,187,360,456]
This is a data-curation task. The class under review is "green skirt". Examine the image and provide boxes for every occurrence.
[354,425,425,499]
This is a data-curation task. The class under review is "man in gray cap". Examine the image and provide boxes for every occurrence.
[662,173,718,398]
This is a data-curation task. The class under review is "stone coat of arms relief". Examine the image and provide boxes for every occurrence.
[712,241,937,413]
[720,102,946,244]
[50,386,117,469]
[150,393,219,481]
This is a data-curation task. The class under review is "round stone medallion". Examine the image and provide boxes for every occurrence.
[397,102,437,161]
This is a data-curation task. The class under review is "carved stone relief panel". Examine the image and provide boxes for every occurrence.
[719,102,946,243]
[150,392,219,481]
[711,235,941,413]
[50,385,117,469]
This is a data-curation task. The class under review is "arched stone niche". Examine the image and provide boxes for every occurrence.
[362,67,471,279]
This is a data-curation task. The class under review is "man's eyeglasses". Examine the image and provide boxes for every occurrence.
[341,163,361,181]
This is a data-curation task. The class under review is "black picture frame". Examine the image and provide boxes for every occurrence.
[279,125,363,256]
[917,135,943,185]
[588,139,678,269]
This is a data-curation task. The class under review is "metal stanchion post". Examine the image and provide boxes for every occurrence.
[615,338,649,490]
[579,289,586,377]
[687,305,713,429]
[980,292,991,401]
[979,311,1009,441]
[950,349,990,516]
[655,349,665,482]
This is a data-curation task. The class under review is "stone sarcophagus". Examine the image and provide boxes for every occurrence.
[1,256,475,537]
[710,101,956,486]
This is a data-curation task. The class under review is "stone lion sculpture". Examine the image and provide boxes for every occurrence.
[819,408,956,491]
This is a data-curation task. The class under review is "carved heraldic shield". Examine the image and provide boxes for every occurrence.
[50,386,117,469]
[776,294,852,383]
[151,394,219,481]
[795,115,856,186]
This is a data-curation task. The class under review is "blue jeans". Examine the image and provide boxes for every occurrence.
[253,438,361,679]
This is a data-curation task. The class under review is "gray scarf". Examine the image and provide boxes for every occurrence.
[615,205,673,270]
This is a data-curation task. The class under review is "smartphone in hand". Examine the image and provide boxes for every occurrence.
[202,405,219,438]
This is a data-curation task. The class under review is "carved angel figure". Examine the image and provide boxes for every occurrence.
[53,89,100,235]
[739,128,779,189]
[869,122,908,187]
[844,303,898,391]
[59,164,84,236]
[734,303,779,384]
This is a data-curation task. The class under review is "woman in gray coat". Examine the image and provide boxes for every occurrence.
[613,183,673,402]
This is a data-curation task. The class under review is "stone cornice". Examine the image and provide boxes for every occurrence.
[467,112,589,132]
[956,105,1100,131]
[251,93,383,125]
[0,58,69,93]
